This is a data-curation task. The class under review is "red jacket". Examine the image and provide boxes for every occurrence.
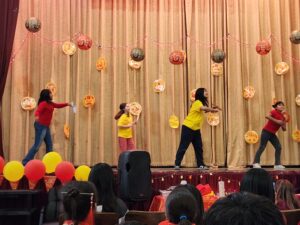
[35,101,68,126]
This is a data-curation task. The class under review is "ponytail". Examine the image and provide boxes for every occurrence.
[114,103,127,120]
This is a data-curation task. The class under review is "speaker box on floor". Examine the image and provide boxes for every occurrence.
[118,151,152,201]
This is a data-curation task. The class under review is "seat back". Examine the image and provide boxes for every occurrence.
[125,210,166,225]
[281,209,300,225]
[94,212,119,225]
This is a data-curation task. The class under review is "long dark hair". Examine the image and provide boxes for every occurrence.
[195,88,208,106]
[38,89,52,105]
[275,179,300,209]
[114,103,127,120]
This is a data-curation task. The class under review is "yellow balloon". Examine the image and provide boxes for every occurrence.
[42,152,62,174]
[75,165,91,181]
[3,161,24,182]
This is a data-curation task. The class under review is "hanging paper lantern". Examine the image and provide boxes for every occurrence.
[274,62,289,75]
[130,48,145,61]
[243,86,255,100]
[206,112,220,126]
[21,97,36,111]
[76,34,93,50]
[169,50,186,65]
[256,40,271,55]
[96,57,106,71]
[129,102,142,116]
[62,41,77,56]
[169,114,179,128]
[290,30,300,44]
[83,95,96,108]
[153,79,166,93]
[55,161,75,184]
[244,130,259,144]
[292,130,300,142]
[128,59,142,69]
[211,49,226,63]
[25,17,41,33]
[211,63,223,76]
[190,89,197,102]
[295,94,300,106]
[45,82,57,96]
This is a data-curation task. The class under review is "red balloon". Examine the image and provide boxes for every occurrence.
[55,161,75,184]
[25,160,46,182]
[0,156,4,174]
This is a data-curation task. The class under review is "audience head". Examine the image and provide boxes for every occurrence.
[61,181,96,225]
[174,184,204,225]
[240,168,275,202]
[275,179,300,209]
[165,188,197,225]
[205,192,285,225]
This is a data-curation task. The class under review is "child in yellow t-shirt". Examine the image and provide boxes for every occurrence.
[114,103,139,152]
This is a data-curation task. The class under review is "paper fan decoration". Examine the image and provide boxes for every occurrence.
[128,59,142,69]
[211,63,223,76]
[211,49,226,63]
[290,30,300,44]
[76,34,93,50]
[96,57,106,71]
[62,41,77,56]
[130,48,145,61]
[169,114,179,128]
[45,82,57,96]
[206,112,220,126]
[129,102,142,116]
[292,130,300,142]
[64,124,70,139]
[274,62,289,75]
[256,40,271,55]
[21,97,37,111]
[25,17,41,33]
[243,86,255,100]
[244,130,259,144]
[82,95,95,108]
[153,79,166,93]
[295,95,300,106]
[190,89,197,102]
[169,50,186,65]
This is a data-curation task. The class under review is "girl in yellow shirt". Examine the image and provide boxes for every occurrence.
[114,103,139,152]
[174,88,220,170]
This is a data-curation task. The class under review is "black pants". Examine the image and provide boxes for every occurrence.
[253,129,282,165]
[175,125,204,167]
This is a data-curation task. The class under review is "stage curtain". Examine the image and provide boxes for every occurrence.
[2,0,300,167]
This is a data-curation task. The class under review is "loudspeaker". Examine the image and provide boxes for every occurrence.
[118,151,152,201]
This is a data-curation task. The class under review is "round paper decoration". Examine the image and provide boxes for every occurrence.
[274,62,289,75]
[206,112,220,126]
[25,17,41,33]
[211,63,223,76]
[295,94,300,106]
[129,102,142,116]
[256,40,271,55]
[130,48,145,61]
[76,34,93,50]
[82,95,95,108]
[62,41,77,56]
[290,30,300,44]
[211,49,226,63]
[153,79,166,93]
[190,89,197,102]
[21,97,36,111]
[96,57,106,71]
[244,130,259,144]
[292,130,300,142]
[45,82,57,96]
[128,59,142,69]
[243,86,255,100]
[169,50,186,65]
[169,114,179,128]
[64,124,70,139]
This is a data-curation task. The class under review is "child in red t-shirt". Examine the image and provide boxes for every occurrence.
[253,101,286,169]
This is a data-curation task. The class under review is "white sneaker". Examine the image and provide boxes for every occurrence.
[274,165,285,169]
[253,163,261,168]
[174,165,180,170]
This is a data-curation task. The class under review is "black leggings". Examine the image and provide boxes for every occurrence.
[175,125,204,167]
[253,129,282,165]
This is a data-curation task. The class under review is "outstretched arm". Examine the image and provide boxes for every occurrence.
[201,105,220,113]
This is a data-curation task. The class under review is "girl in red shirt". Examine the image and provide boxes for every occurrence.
[253,101,286,169]
[22,89,71,165]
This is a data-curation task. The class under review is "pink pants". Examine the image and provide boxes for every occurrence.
[118,137,136,152]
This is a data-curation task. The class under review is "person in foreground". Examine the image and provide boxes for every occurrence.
[275,179,300,210]
[204,192,285,225]
[22,89,71,165]
[253,101,286,169]
[174,88,220,170]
